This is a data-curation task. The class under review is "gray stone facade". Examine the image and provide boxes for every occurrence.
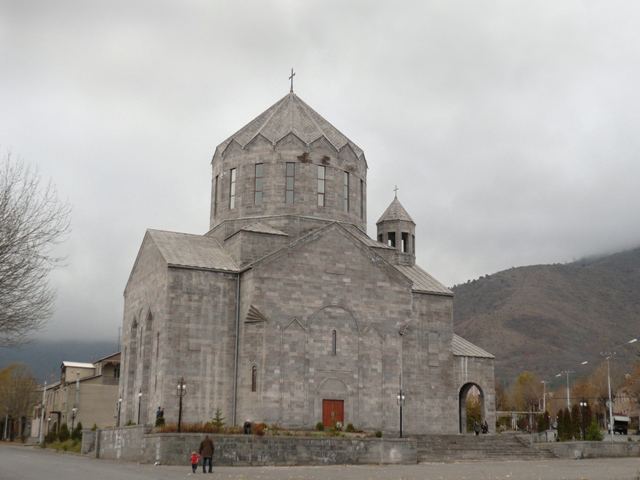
[119,90,495,435]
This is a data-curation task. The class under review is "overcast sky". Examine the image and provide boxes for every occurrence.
[2,1,640,342]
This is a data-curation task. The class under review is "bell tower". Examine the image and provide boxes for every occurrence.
[376,192,415,266]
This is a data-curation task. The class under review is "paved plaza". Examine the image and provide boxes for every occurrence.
[1,443,640,480]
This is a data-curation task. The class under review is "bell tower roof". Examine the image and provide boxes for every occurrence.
[376,196,415,225]
[215,92,364,161]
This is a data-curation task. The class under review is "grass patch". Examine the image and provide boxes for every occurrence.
[47,439,81,453]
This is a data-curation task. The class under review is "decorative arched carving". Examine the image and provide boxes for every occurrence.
[308,304,359,332]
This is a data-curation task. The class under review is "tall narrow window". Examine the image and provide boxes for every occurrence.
[229,168,237,209]
[254,163,264,205]
[251,365,257,392]
[213,175,219,217]
[343,171,350,212]
[387,232,396,248]
[331,330,337,355]
[402,232,409,253]
[317,166,326,207]
[360,179,364,219]
[412,234,416,254]
[378,233,383,243]
[285,162,295,204]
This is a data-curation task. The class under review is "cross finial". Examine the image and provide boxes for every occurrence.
[393,185,399,198]
[289,68,296,93]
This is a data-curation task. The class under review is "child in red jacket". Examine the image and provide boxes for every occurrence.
[190,451,200,473]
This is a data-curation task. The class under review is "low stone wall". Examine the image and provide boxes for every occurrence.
[537,441,640,459]
[87,425,151,461]
[86,428,416,466]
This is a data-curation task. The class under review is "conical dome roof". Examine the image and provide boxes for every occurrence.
[376,196,415,224]
[215,92,364,160]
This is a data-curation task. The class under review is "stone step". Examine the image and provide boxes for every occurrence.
[413,434,556,463]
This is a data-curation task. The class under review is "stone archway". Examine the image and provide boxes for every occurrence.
[459,382,485,434]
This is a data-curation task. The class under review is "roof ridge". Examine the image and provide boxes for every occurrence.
[294,95,363,156]
[245,93,291,147]
[294,95,342,152]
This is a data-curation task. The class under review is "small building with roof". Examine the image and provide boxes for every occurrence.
[31,352,121,439]
[119,87,495,434]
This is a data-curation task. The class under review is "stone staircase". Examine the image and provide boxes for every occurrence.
[415,433,557,463]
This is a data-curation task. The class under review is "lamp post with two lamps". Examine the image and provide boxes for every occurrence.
[579,399,588,440]
[177,377,187,433]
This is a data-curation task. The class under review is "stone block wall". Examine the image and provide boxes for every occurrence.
[210,134,367,230]
[88,429,416,465]
[163,268,238,425]
[453,355,496,433]
[121,236,169,425]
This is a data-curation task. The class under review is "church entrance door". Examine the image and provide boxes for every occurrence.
[322,399,344,428]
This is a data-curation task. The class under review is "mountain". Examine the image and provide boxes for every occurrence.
[453,247,640,385]
[0,340,118,383]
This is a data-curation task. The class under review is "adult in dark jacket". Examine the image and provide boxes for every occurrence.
[199,435,214,473]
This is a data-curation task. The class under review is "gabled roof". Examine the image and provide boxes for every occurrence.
[62,361,95,369]
[238,222,288,237]
[216,92,364,160]
[451,334,494,359]
[376,196,415,224]
[394,264,453,296]
[148,229,238,272]
[340,223,394,250]
[93,352,121,364]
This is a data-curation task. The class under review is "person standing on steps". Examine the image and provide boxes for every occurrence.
[199,435,215,473]
[481,419,488,434]
[473,420,480,436]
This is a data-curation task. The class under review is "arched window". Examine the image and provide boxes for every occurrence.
[331,330,337,356]
[251,365,257,392]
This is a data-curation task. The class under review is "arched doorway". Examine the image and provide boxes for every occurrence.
[459,383,485,434]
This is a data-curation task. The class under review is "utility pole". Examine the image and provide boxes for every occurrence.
[557,370,574,410]
[602,352,616,442]
[541,381,547,413]
[38,381,47,444]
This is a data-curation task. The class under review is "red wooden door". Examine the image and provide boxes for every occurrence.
[322,399,344,427]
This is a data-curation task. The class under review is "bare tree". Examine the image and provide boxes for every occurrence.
[0,364,38,440]
[0,153,70,346]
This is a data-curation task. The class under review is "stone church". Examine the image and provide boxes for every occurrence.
[119,88,496,435]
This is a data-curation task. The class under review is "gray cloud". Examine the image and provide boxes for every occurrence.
[1,0,639,341]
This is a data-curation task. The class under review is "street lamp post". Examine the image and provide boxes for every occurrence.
[177,377,187,433]
[556,370,574,410]
[396,377,406,438]
[71,407,77,432]
[38,381,47,445]
[137,390,142,425]
[601,352,616,442]
[116,398,122,427]
[541,381,547,413]
[579,400,588,440]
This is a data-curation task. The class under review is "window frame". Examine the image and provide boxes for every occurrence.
[317,165,326,207]
[331,329,337,356]
[254,163,264,205]
[251,365,257,392]
[343,171,350,212]
[229,168,237,209]
[285,162,295,204]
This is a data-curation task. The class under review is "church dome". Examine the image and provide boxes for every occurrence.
[209,92,368,232]
[215,93,365,162]
[376,196,415,225]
